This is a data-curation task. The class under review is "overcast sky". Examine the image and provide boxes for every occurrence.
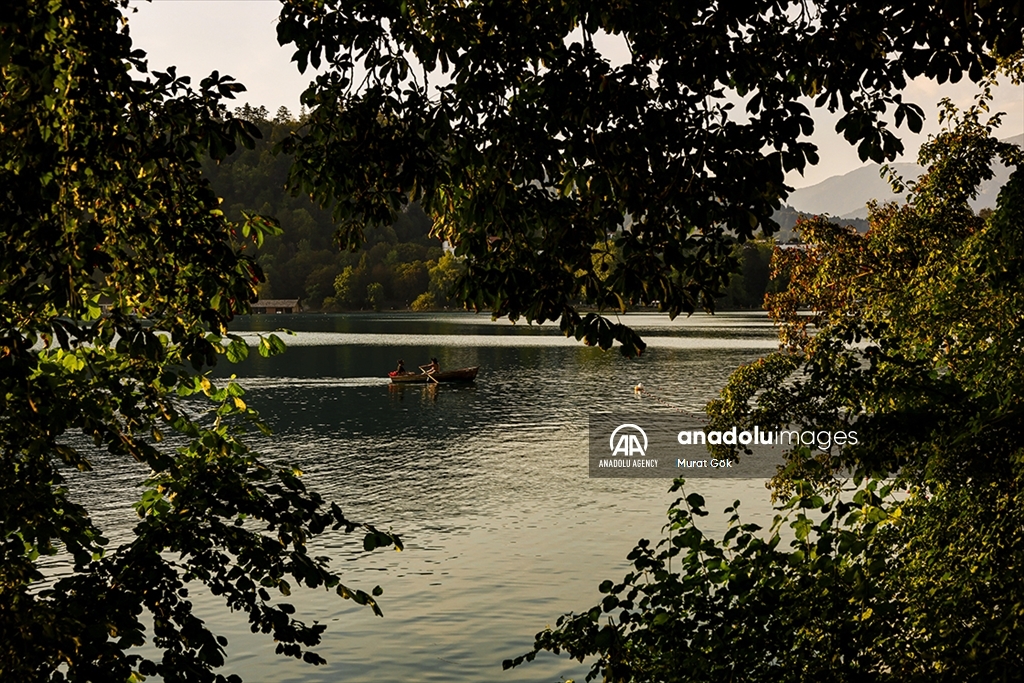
[125,1,1023,189]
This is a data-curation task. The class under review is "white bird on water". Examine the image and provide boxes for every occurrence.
[634,382,644,396]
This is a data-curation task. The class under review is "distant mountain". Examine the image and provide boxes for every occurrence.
[770,204,869,242]
[787,134,1023,219]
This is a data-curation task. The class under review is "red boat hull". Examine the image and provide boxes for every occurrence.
[388,367,479,383]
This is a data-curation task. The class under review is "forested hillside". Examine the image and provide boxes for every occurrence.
[201,105,456,311]
[203,105,780,312]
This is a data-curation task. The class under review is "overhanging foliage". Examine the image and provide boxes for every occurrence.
[1,2,399,680]
[276,0,1021,355]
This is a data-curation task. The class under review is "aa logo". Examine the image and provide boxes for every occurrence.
[609,424,648,457]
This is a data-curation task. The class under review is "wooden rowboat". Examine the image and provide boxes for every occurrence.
[388,366,479,384]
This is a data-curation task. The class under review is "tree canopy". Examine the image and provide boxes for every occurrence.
[276,0,1022,355]
[1,2,398,680]
[505,83,1024,682]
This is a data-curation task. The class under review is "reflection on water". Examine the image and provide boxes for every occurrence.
[57,312,783,682]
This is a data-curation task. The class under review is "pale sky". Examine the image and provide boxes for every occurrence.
[125,0,1023,189]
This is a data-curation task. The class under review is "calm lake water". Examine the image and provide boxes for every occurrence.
[58,312,784,682]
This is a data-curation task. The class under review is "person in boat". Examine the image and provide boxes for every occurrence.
[419,357,439,376]
[395,359,407,374]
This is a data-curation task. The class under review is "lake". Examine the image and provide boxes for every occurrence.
[57,312,784,682]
